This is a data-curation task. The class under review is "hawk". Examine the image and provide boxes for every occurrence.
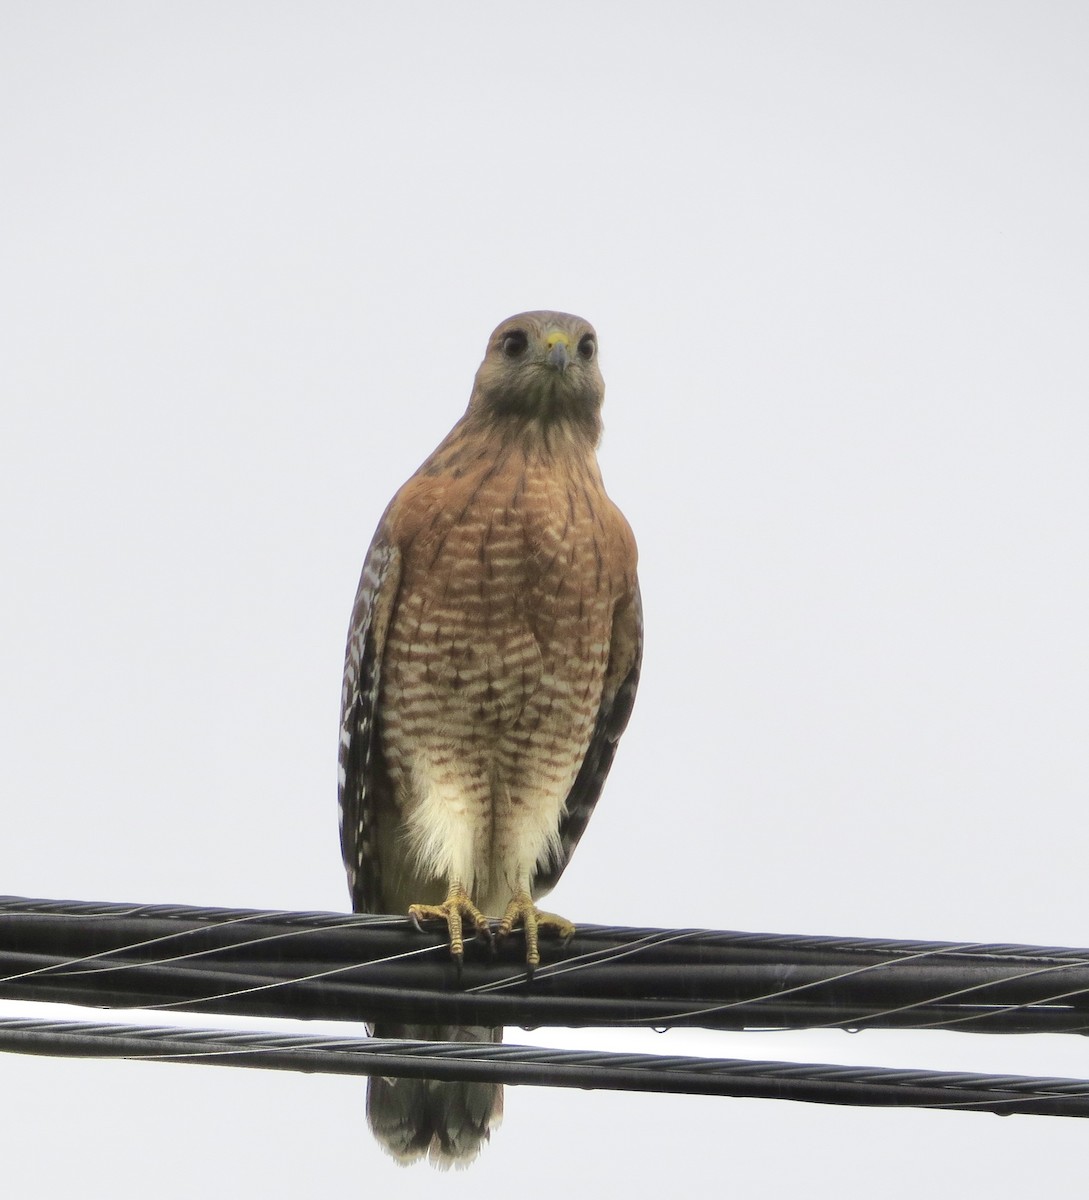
[338,311,641,1167]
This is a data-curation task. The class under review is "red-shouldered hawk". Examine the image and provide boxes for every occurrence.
[338,311,641,1167]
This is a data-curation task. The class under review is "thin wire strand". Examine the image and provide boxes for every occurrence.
[150,942,444,1011]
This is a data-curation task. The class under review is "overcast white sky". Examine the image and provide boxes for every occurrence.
[2,2,1089,1195]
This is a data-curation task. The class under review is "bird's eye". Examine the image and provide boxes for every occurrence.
[577,334,596,361]
[502,330,528,358]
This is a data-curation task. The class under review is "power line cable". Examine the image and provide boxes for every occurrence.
[1,1015,1088,1118]
[3,895,1089,1035]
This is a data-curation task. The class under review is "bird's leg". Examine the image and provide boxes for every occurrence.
[408,881,492,963]
[497,890,576,973]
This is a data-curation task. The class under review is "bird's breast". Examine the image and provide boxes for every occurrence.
[382,452,619,738]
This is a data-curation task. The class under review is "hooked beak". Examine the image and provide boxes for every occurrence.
[545,332,571,373]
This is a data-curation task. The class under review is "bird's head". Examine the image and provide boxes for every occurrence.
[468,311,604,445]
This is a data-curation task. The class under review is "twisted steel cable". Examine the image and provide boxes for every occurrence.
[1,1015,1089,1118]
[7,895,1089,1119]
[4,895,1089,1035]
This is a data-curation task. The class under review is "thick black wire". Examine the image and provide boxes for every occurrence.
[4,895,1089,1035]
[2,1015,1088,1118]
[7,896,1089,1119]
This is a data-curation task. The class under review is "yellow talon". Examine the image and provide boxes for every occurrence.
[497,891,575,971]
[408,882,492,961]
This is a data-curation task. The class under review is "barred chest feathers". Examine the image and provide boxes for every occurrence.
[377,443,625,914]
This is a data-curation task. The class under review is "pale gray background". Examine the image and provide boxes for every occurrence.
[2,2,1088,1195]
